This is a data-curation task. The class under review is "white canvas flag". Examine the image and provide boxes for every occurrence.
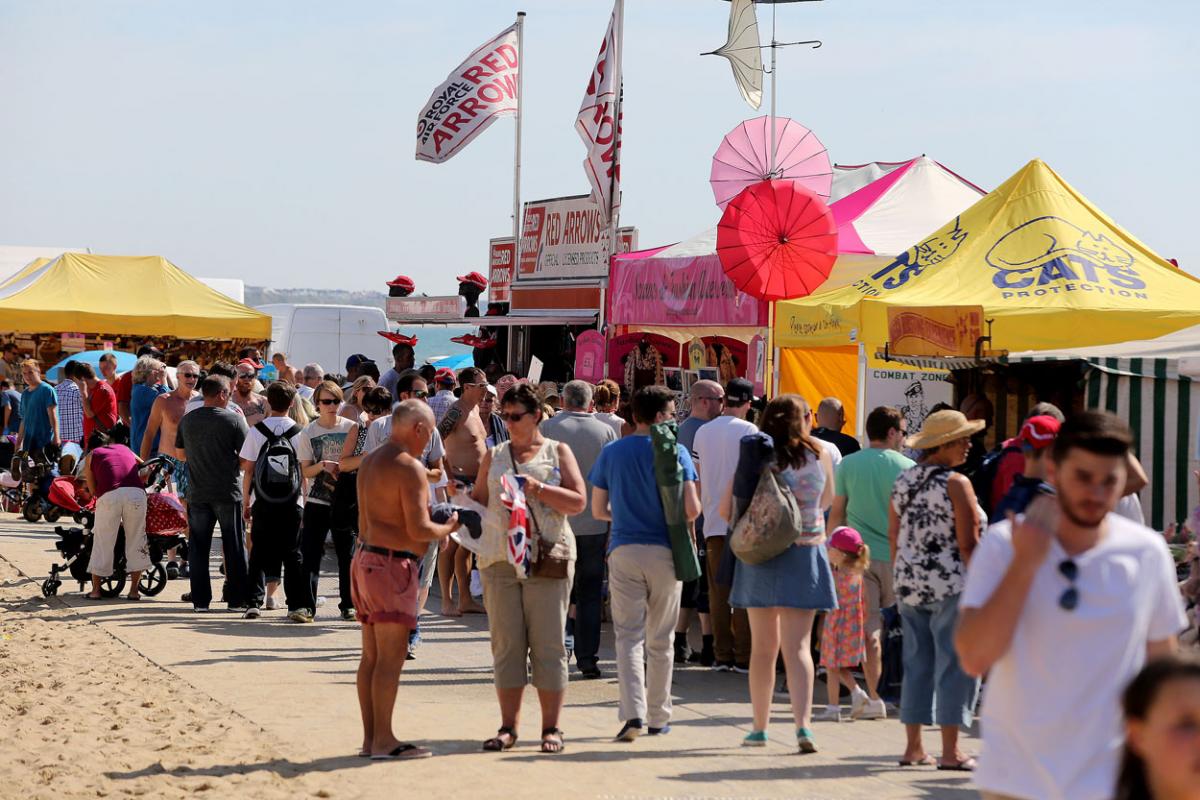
[575,1,623,226]
[416,24,519,163]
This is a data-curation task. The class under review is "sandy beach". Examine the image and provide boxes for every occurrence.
[0,554,330,800]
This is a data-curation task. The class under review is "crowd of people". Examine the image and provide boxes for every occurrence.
[5,335,1200,798]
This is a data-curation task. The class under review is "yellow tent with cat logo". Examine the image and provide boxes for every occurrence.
[773,158,1200,436]
[776,158,1200,353]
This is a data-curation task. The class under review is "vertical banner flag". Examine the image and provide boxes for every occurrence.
[576,1,623,224]
[416,24,520,163]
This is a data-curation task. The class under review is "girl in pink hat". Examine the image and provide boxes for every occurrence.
[814,526,873,722]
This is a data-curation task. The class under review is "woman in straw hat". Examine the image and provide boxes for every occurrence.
[888,409,983,771]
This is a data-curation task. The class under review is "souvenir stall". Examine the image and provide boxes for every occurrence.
[777,159,1200,528]
[608,232,771,402]
[0,253,271,367]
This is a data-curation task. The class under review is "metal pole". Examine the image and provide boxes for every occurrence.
[768,3,777,176]
[510,11,525,373]
[600,0,624,337]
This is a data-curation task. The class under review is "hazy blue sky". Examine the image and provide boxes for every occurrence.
[1,0,1195,293]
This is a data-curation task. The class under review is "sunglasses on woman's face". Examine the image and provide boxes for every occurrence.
[318,398,339,406]
[501,411,529,423]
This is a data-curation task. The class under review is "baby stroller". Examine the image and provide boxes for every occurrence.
[41,455,188,598]
[8,446,62,523]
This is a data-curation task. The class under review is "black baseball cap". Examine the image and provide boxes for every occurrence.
[345,353,371,371]
[724,378,756,406]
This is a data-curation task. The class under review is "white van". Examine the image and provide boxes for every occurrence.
[255,304,392,375]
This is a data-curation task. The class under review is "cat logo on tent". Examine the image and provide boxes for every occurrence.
[985,216,1147,298]
[858,217,968,296]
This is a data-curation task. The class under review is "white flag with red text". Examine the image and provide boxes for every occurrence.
[576,1,623,225]
[416,24,519,164]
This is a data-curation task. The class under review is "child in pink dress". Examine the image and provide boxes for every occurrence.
[814,527,871,722]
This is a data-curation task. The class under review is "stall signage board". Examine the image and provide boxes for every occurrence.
[385,295,467,322]
[517,194,636,281]
[865,363,953,441]
[574,330,606,383]
[608,255,768,327]
[488,237,515,303]
[886,305,984,357]
[61,333,86,353]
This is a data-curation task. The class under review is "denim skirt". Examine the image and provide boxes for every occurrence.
[730,542,837,610]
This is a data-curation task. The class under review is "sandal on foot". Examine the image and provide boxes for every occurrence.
[482,726,518,752]
[938,757,977,772]
[899,755,937,767]
[370,743,431,760]
[540,727,565,754]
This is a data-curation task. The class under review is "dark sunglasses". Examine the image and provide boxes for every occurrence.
[501,411,530,423]
[178,373,199,379]
[317,398,339,406]
[411,390,428,399]
[1058,559,1079,611]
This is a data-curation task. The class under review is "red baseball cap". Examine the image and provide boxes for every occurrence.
[434,368,457,386]
[1019,415,1061,450]
[456,271,488,290]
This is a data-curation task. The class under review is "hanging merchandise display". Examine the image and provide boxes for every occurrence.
[704,0,763,109]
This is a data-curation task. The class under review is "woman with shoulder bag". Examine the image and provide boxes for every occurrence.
[889,409,982,770]
[721,395,836,753]
[470,383,586,755]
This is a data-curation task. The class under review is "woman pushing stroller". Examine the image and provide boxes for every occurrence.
[81,430,151,600]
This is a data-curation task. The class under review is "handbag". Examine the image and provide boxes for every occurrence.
[508,443,570,579]
[729,467,804,565]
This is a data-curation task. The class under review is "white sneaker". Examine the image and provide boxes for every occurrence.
[856,697,887,721]
[849,687,870,718]
[812,706,842,723]
[264,597,279,611]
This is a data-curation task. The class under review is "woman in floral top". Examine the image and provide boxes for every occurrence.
[888,410,983,771]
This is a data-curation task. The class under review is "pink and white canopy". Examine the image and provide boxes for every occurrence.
[831,156,983,256]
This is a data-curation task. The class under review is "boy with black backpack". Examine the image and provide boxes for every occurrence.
[239,382,309,621]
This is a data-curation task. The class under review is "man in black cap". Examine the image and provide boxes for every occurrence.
[691,378,759,673]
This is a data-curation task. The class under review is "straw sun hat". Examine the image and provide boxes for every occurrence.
[905,410,986,450]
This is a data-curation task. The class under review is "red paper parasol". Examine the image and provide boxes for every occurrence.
[716,180,838,301]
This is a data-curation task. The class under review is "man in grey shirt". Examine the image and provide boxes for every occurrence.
[175,375,251,613]
[540,379,616,678]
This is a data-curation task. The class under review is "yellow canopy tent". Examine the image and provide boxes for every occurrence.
[775,159,1200,431]
[0,253,271,340]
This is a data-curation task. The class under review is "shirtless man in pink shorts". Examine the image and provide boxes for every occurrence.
[353,400,458,760]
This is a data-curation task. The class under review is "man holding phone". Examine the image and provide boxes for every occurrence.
[956,411,1186,800]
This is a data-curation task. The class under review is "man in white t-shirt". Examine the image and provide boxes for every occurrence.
[692,378,759,673]
[956,411,1186,800]
[238,382,307,619]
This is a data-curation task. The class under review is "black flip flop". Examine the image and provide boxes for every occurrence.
[899,755,936,767]
[938,757,977,772]
[540,727,565,754]
[370,743,431,760]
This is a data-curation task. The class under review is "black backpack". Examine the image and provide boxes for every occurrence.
[252,421,302,505]
[969,442,1022,519]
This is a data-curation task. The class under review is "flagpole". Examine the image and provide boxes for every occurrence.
[599,0,624,337]
[509,11,525,372]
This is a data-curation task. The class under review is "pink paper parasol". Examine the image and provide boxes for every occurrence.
[717,180,838,301]
[710,116,832,211]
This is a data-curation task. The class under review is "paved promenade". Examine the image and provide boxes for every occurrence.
[0,513,979,799]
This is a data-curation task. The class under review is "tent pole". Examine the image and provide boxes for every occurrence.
[855,342,868,441]
[509,11,525,375]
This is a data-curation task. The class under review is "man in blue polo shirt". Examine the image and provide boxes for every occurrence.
[590,385,700,742]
